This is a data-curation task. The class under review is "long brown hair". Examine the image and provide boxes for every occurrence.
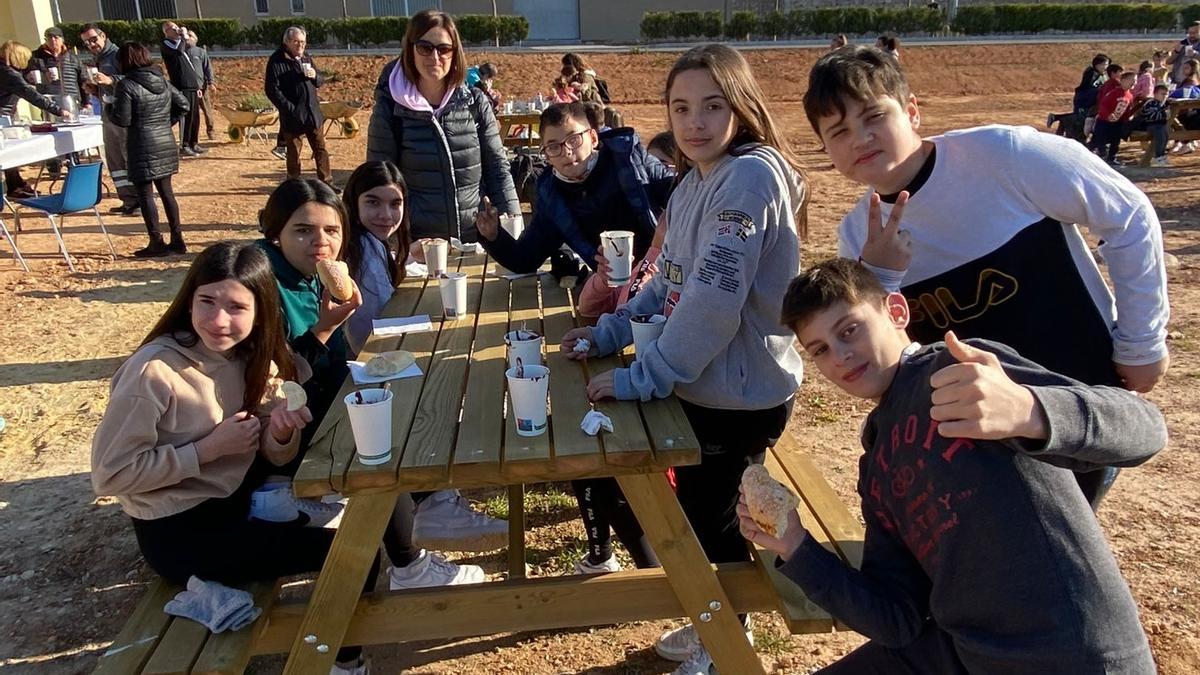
[401,9,466,87]
[342,161,411,289]
[142,243,295,411]
[664,44,808,237]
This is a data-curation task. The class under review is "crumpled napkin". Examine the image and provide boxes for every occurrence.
[573,338,591,354]
[450,237,481,253]
[580,409,614,436]
[163,576,261,633]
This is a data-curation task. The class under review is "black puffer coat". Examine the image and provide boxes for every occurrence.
[0,62,63,118]
[26,46,85,107]
[264,47,323,134]
[107,67,188,183]
[366,59,519,242]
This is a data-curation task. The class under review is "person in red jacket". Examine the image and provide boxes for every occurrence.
[1090,71,1135,165]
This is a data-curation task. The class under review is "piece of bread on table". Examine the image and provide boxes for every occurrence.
[741,464,800,538]
[316,259,354,301]
[364,350,416,378]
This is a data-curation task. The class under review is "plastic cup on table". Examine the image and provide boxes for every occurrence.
[439,272,468,318]
[344,389,393,465]
[600,230,635,287]
[506,364,550,437]
[423,239,448,277]
[504,329,544,370]
[630,314,667,359]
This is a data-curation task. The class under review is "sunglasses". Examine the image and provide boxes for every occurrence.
[414,40,454,58]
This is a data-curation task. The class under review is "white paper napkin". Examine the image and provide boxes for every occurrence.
[347,360,423,385]
[580,409,613,436]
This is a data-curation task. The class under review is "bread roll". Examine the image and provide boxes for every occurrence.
[280,381,307,412]
[316,259,354,302]
[364,350,416,378]
[741,464,800,538]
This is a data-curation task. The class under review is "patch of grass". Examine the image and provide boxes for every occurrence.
[481,484,576,520]
[752,622,796,656]
[545,538,590,575]
[805,393,844,424]
[317,68,341,83]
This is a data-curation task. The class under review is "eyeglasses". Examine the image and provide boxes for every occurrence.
[414,40,455,58]
[83,34,103,44]
[542,130,590,158]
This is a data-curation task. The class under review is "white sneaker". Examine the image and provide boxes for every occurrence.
[655,619,754,662]
[248,482,303,524]
[1152,156,1170,167]
[296,495,345,528]
[574,553,621,574]
[1174,141,1195,154]
[413,490,508,552]
[271,146,287,160]
[329,656,369,675]
[388,549,485,590]
[672,646,717,675]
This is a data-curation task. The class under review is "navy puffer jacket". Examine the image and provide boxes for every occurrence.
[107,67,188,183]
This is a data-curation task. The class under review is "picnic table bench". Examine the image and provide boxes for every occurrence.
[497,111,542,149]
[1128,98,1200,165]
[94,250,865,674]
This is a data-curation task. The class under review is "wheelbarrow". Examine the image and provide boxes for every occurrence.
[219,106,279,144]
[320,100,362,139]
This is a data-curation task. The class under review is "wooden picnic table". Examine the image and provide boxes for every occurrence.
[241,250,860,675]
[497,111,542,149]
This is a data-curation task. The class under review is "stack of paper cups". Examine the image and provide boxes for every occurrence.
[630,314,667,358]
[600,230,635,287]
[344,389,393,465]
[504,330,544,370]
[439,272,468,318]
[423,239,448,277]
[507,365,550,437]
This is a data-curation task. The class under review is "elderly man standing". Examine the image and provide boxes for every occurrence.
[265,26,329,184]
[80,24,139,215]
[26,27,85,112]
[185,28,217,141]
[160,20,206,157]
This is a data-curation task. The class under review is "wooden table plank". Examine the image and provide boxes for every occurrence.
[452,258,508,483]
[140,616,208,675]
[501,275,552,476]
[589,349,653,468]
[93,580,178,675]
[400,253,487,486]
[772,441,865,568]
[191,580,282,675]
[541,277,605,473]
[617,472,766,675]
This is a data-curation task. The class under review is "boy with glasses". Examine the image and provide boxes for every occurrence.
[475,101,673,275]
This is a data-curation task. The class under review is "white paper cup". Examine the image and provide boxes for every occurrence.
[303,63,316,78]
[48,66,59,82]
[344,389,393,465]
[423,239,448,277]
[630,314,667,358]
[31,70,42,85]
[506,365,549,437]
[504,330,544,370]
[601,230,635,288]
[500,214,525,239]
[87,66,99,81]
[439,272,468,318]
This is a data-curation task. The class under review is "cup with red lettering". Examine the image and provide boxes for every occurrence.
[600,230,634,287]
[422,238,448,277]
[504,329,543,370]
[344,388,393,465]
[439,272,468,318]
[506,364,549,437]
[629,314,667,359]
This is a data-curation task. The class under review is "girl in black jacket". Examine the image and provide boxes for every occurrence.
[108,42,189,258]
[0,40,66,199]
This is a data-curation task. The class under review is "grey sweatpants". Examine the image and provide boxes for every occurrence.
[102,116,138,207]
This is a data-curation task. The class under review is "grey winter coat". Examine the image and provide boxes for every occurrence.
[107,67,189,183]
[366,59,519,242]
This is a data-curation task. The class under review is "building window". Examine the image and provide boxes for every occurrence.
[291,0,305,14]
[100,0,178,20]
[255,0,269,15]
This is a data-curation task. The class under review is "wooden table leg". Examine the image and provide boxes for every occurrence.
[507,484,526,579]
[617,473,766,675]
[282,490,395,675]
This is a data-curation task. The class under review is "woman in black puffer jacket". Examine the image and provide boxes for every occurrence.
[107,42,188,258]
[366,10,518,244]
[0,40,65,199]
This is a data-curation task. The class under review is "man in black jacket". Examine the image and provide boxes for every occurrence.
[160,20,205,157]
[80,24,139,215]
[26,27,85,112]
[265,26,330,185]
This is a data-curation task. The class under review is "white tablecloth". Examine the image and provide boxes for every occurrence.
[0,120,104,170]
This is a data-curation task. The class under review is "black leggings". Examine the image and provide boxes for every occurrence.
[135,176,180,239]
[131,457,378,663]
[816,624,967,674]
[571,478,659,568]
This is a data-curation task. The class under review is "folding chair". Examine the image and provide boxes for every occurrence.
[0,212,28,272]
[11,161,116,272]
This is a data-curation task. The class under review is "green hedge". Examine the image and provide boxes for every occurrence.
[58,18,242,48]
[725,11,758,40]
[244,17,330,48]
[642,7,942,40]
[640,10,722,39]
[326,17,408,47]
[952,4,1178,34]
[455,15,529,45]
[1183,4,1200,25]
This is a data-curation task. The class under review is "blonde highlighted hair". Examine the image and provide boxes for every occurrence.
[0,41,32,70]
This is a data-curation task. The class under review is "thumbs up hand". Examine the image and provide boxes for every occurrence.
[929,331,1047,441]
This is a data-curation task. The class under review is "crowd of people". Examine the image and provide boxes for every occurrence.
[2,8,1160,674]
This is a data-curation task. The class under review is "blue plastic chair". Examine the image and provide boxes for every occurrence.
[13,161,115,272]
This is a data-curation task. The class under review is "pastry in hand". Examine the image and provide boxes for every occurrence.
[316,259,354,302]
[280,381,307,411]
[741,464,800,538]
[364,350,416,377]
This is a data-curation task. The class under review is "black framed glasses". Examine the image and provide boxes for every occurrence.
[414,40,455,57]
[82,33,104,45]
[542,130,589,158]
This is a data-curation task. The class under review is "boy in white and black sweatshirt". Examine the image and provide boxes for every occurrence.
[805,46,1170,509]
[744,258,1164,675]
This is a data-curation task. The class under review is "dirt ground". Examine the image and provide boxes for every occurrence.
[1,42,1198,674]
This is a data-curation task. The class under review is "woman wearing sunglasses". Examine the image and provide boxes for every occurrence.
[366,9,519,243]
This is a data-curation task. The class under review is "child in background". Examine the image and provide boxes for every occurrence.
[1131,60,1154,100]
[646,130,677,171]
[562,43,807,674]
[1170,58,1200,152]
[472,62,501,113]
[551,68,579,104]
[804,46,1169,509]
[1152,49,1170,84]
[1140,83,1171,166]
[1091,71,1136,165]
[746,257,1163,675]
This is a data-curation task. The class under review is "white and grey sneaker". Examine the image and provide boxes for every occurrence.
[248,482,304,524]
[413,490,508,552]
[388,549,485,590]
[672,646,717,675]
[573,553,621,575]
[655,618,754,662]
[270,146,288,160]
[329,656,369,675]
[296,494,346,528]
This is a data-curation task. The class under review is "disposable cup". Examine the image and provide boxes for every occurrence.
[31,70,42,85]
[439,272,468,318]
[48,66,59,82]
[87,66,99,81]
[630,314,667,358]
[344,389,393,465]
[506,364,550,437]
[423,239,448,277]
[500,214,525,239]
[600,230,635,287]
[504,329,544,370]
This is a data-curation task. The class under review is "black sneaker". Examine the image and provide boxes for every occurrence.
[180,147,198,158]
[191,145,209,155]
[206,128,215,140]
[133,239,170,258]
[168,237,187,255]
[111,203,140,216]
[271,146,288,160]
